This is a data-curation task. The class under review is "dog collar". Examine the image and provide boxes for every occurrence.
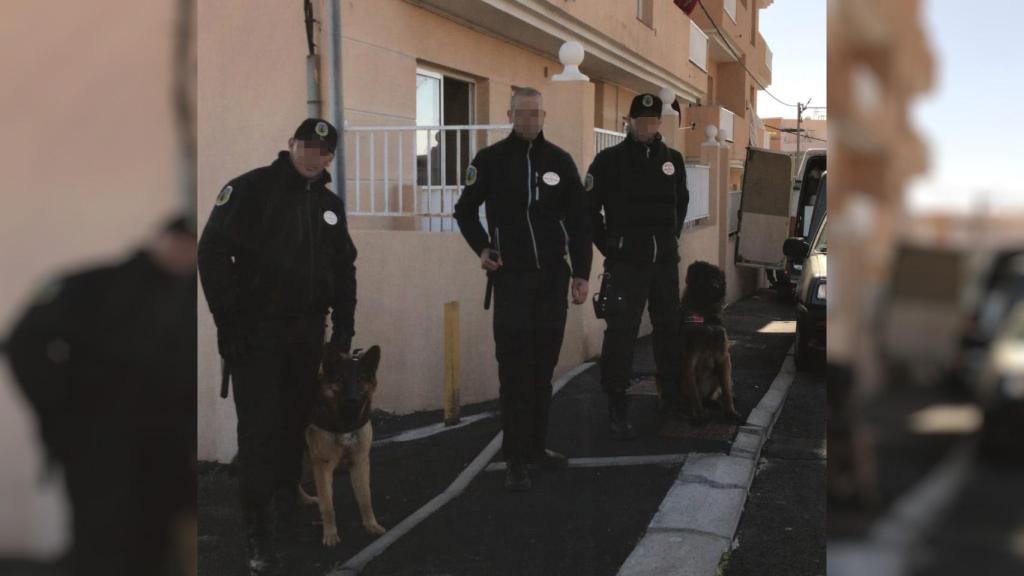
[683,313,705,325]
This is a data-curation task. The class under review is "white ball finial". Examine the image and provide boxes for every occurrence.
[718,128,731,143]
[552,41,590,81]
[704,124,718,144]
[659,88,677,116]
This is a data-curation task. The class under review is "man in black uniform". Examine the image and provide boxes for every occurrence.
[5,215,198,576]
[197,118,357,575]
[587,93,689,440]
[454,87,592,492]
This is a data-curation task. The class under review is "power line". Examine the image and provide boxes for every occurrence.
[763,123,827,143]
[695,0,822,112]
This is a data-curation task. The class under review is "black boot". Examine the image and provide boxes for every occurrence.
[504,461,532,492]
[609,394,637,441]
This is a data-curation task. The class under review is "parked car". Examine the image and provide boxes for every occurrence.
[736,148,827,302]
[780,172,827,299]
[783,214,827,369]
[951,249,1024,391]
[973,299,1024,462]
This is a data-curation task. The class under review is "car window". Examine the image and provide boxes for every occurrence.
[812,220,827,254]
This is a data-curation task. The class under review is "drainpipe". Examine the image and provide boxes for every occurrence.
[304,0,321,118]
[324,0,347,210]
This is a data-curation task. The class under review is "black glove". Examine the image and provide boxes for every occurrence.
[214,314,247,362]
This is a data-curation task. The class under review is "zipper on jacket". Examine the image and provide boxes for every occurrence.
[525,141,540,269]
[495,226,502,253]
[652,235,658,263]
[306,182,315,305]
[559,220,569,255]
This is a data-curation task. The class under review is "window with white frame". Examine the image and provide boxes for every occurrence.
[415,68,475,186]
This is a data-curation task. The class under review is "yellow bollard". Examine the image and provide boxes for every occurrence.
[444,301,461,426]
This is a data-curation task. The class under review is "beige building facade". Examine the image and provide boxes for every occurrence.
[198,0,777,462]
[763,117,827,153]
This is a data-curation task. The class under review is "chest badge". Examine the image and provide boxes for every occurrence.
[662,162,675,176]
[542,171,560,186]
[324,210,339,226]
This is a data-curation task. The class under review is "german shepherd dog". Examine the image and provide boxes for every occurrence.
[677,261,740,424]
[299,343,387,547]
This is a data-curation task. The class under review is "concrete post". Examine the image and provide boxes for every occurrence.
[546,41,600,365]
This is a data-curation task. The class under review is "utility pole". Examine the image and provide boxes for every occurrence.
[794,99,802,155]
[796,97,813,156]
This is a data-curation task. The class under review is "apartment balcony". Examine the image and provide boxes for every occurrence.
[689,0,751,63]
[684,104,749,163]
[749,30,772,87]
[412,0,705,104]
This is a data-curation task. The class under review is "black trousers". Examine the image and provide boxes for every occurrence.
[231,317,324,535]
[599,258,681,400]
[492,261,571,464]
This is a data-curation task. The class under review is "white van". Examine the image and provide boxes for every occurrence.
[735,148,826,286]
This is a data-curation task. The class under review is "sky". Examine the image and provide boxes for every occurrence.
[905,0,1024,214]
[755,0,826,121]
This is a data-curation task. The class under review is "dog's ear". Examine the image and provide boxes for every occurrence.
[359,345,381,382]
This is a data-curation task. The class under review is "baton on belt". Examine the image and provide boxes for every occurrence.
[220,359,231,399]
[484,273,494,310]
[483,248,499,310]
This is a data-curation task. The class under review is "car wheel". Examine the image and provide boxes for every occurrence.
[794,323,809,370]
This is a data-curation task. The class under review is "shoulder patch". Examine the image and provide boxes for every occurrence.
[215,185,233,206]
[585,173,594,192]
[466,165,478,186]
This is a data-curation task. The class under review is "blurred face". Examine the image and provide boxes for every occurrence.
[288,138,335,179]
[508,95,545,141]
[630,114,662,143]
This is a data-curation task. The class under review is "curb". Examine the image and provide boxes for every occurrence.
[327,362,595,575]
[617,346,797,576]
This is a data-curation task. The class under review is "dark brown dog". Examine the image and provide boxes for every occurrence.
[299,344,386,547]
[677,261,740,423]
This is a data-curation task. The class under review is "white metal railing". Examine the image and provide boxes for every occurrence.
[689,19,708,72]
[594,127,626,154]
[685,164,711,223]
[765,44,773,71]
[345,124,511,232]
[724,0,736,22]
[719,107,735,143]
